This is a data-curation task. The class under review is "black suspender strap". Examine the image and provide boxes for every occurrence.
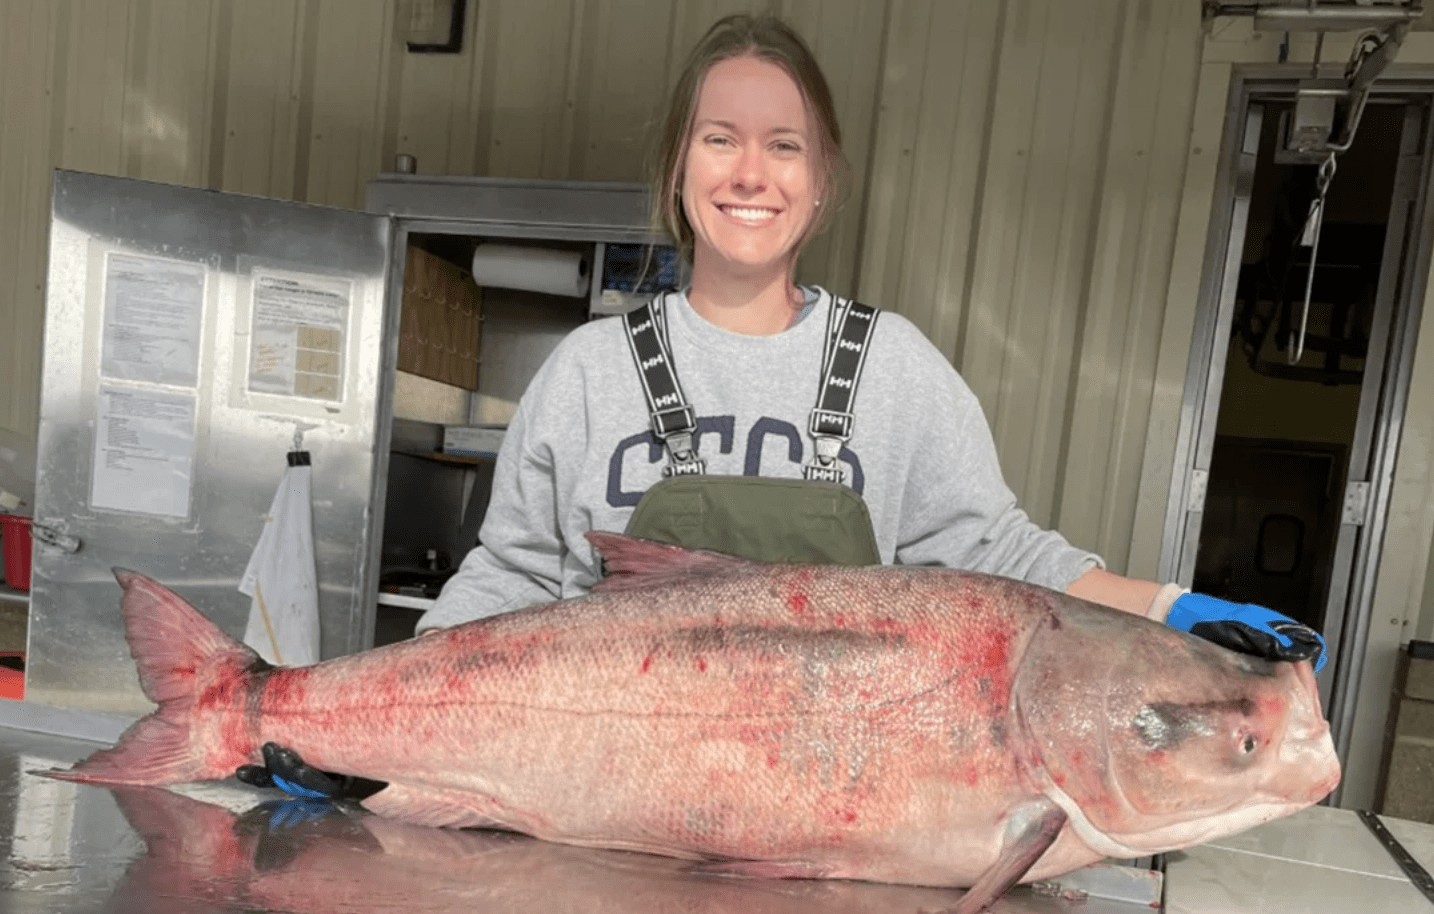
[624,291,880,485]
[623,295,704,476]
[803,296,879,484]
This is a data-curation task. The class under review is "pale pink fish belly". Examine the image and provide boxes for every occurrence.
[210,565,1094,886]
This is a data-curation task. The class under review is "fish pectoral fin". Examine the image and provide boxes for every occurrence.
[686,859,831,880]
[947,799,1067,914]
[361,781,516,831]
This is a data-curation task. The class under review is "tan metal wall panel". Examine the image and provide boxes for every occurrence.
[468,0,579,180]
[856,0,1205,570]
[782,0,887,298]
[302,0,396,208]
[217,0,307,198]
[1059,0,1204,572]
[56,0,132,177]
[125,0,218,185]
[0,0,61,446]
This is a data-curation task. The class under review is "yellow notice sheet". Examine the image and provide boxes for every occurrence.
[248,271,350,401]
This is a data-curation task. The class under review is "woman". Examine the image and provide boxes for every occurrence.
[417,13,1321,666]
[242,14,1322,800]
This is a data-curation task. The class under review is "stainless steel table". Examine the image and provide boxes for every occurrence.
[0,720,1149,914]
[1163,804,1434,913]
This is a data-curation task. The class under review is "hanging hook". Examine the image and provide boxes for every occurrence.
[291,421,320,453]
[1292,152,1338,366]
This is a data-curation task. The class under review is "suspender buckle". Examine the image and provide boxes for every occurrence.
[803,463,845,484]
[651,404,697,438]
[811,435,844,465]
[805,433,845,483]
[659,430,705,477]
[808,408,854,440]
[663,458,706,477]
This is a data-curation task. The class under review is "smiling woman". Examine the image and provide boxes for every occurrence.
[650,17,847,335]
[680,56,819,333]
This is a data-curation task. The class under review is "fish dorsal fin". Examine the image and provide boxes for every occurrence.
[585,532,759,593]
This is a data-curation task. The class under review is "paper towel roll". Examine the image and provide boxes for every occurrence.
[470,244,591,298]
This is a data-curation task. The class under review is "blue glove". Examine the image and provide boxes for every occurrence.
[234,742,380,801]
[1167,593,1327,673]
[261,797,337,829]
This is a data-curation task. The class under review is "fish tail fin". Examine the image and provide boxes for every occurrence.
[48,569,266,786]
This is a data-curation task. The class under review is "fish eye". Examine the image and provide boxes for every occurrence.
[1241,734,1258,754]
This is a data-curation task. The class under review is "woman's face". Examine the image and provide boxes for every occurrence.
[681,54,820,282]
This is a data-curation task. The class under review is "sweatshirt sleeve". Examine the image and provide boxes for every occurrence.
[415,374,567,633]
[887,326,1102,591]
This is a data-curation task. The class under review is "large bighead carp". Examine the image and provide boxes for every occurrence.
[56,533,1339,914]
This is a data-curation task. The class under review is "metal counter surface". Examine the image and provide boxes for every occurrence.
[0,723,1153,914]
[1163,804,1434,913]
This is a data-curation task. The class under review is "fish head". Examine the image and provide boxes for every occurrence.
[1015,613,1340,858]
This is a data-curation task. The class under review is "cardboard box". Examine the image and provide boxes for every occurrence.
[443,425,506,459]
[399,247,482,390]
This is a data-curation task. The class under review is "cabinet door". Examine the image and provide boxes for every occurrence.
[30,170,393,714]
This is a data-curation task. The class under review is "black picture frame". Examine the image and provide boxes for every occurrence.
[407,0,467,54]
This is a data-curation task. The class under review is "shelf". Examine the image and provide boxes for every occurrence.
[0,585,28,607]
[377,591,435,611]
[388,416,498,467]
[412,450,497,468]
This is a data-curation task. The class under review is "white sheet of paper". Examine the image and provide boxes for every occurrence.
[100,253,206,387]
[90,386,197,518]
[247,271,351,401]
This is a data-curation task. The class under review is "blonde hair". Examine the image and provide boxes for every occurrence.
[649,14,849,264]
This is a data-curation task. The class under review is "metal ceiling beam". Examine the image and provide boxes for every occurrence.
[1204,2,1423,32]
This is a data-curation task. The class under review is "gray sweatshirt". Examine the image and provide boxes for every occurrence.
[417,286,1101,632]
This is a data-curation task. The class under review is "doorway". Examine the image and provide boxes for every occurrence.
[1196,101,1401,628]
[1162,81,1433,802]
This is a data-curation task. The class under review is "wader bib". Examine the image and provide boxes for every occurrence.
[621,292,881,566]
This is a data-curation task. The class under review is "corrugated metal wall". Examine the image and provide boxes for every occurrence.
[0,0,1204,573]
[856,0,1204,575]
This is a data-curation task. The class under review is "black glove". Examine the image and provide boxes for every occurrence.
[1166,593,1327,672]
[235,742,384,801]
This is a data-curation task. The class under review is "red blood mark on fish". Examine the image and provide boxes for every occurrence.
[259,670,307,712]
[787,592,811,618]
[839,809,858,824]
[640,655,653,674]
[871,616,902,636]
[965,630,1011,674]
[697,657,708,673]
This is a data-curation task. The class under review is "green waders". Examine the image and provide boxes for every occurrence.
[620,293,881,567]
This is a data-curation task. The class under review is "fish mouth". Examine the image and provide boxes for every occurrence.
[1263,660,1341,806]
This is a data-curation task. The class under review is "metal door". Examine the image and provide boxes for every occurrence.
[29,171,393,715]
[1161,105,1266,589]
